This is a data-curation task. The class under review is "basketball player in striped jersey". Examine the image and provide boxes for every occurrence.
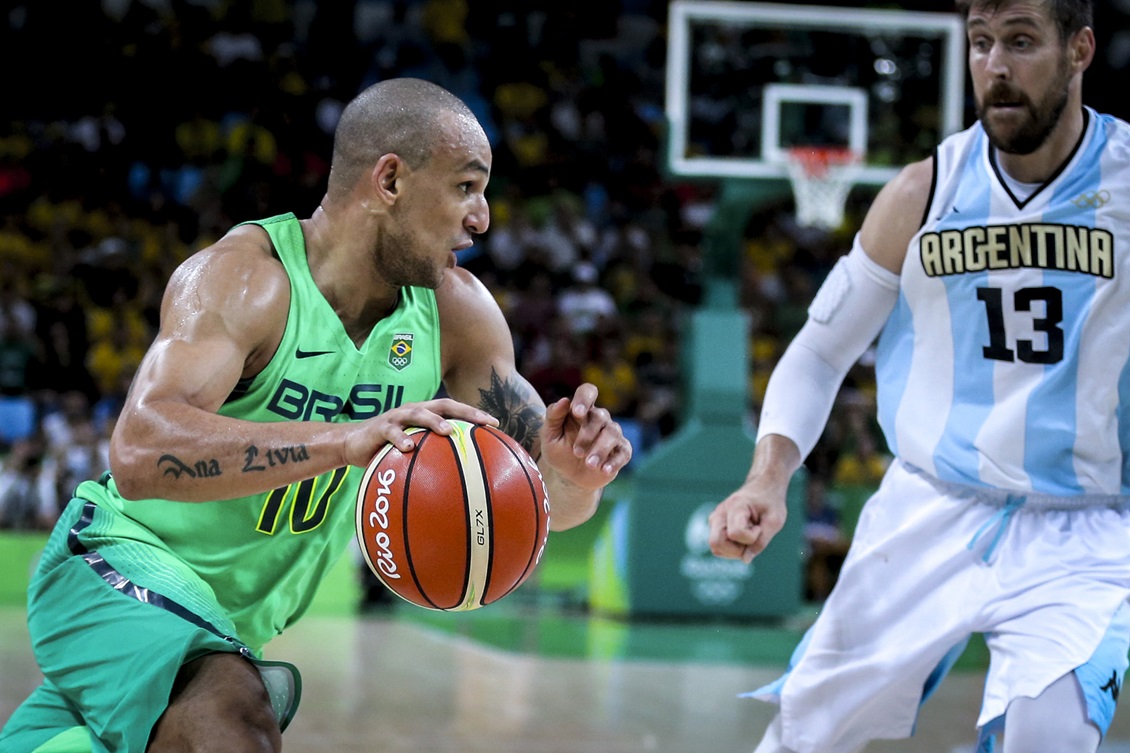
[709,1,1130,752]
[0,78,632,753]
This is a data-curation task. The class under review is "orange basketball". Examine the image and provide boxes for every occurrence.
[355,420,551,611]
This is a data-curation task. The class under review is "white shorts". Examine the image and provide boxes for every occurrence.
[747,460,1130,753]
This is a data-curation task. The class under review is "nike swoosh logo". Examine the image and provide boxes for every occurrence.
[295,348,334,359]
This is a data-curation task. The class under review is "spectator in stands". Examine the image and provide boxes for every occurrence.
[528,332,585,406]
[0,434,54,530]
[581,336,639,418]
[0,279,36,338]
[40,390,94,461]
[0,316,37,398]
[483,198,538,283]
[508,269,560,353]
[802,474,850,602]
[534,193,598,274]
[558,261,618,337]
[42,414,102,517]
[634,335,681,450]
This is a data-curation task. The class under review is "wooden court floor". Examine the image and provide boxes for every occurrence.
[8,603,1130,752]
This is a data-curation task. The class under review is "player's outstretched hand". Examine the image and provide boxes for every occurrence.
[345,398,498,467]
[707,482,788,564]
[541,383,632,490]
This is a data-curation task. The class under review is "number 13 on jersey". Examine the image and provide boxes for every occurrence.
[976,285,1065,365]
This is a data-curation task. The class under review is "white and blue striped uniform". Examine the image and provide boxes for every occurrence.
[877,106,1130,495]
[749,109,1130,753]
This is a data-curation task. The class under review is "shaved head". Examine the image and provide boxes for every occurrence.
[327,78,478,198]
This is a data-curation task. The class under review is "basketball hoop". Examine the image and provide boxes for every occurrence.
[783,146,861,231]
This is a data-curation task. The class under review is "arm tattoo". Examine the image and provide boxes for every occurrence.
[158,454,222,479]
[477,368,543,455]
[242,444,311,472]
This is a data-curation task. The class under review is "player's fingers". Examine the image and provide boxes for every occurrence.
[740,510,787,561]
[421,398,500,427]
[578,425,632,474]
[568,383,599,417]
[709,498,773,563]
[570,404,611,442]
[708,517,755,561]
[542,397,572,438]
[569,405,615,459]
[722,505,760,547]
[600,435,633,474]
[709,526,760,564]
[710,537,751,562]
[364,403,496,457]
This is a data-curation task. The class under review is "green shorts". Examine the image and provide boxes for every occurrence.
[0,500,301,753]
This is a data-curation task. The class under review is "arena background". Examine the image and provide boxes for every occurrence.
[4,1,1130,751]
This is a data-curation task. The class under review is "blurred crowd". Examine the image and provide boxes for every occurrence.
[6,0,1130,551]
[0,0,703,530]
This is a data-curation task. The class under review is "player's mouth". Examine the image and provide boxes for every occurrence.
[984,86,1027,112]
[450,240,474,267]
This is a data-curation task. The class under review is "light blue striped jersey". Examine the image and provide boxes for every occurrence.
[876,107,1130,495]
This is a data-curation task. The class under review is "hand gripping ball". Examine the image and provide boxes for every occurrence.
[356,420,551,610]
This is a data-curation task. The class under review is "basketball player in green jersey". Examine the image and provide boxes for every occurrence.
[0,78,633,753]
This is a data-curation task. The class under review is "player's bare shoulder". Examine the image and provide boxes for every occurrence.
[859,155,935,272]
[166,225,288,313]
[434,265,513,371]
[435,266,505,332]
[159,224,292,362]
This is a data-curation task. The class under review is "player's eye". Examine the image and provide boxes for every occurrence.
[969,35,991,52]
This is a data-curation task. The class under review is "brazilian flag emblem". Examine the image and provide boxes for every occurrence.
[389,333,414,371]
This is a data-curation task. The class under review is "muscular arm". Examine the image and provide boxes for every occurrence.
[438,268,630,531]
[110,229,495,502]
[109,228,350,501]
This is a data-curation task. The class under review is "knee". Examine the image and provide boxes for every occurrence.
[148,653,282,753]
[216,682,281,753]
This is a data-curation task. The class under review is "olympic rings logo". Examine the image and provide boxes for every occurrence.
[1072,191,1110,208]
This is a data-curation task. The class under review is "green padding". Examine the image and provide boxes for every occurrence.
[0,531,47,606]
[31,726,91,753]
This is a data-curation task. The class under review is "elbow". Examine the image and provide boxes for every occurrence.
[108,436,149,500]
[109,474,144,502]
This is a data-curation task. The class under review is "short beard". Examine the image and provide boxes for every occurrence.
[374,228,445,289]
[977,66,1071,155]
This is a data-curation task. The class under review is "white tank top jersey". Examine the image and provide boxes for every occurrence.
[876,107,1130,495]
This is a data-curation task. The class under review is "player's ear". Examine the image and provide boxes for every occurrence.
[371,153,404,205]
[1070,26,1095,73]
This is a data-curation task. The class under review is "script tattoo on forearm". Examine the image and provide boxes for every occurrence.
[158,454,222,479]
[242,444,311,472]
[477,368,543,455]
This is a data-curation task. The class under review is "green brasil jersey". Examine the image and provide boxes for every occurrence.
[70,213,442,652]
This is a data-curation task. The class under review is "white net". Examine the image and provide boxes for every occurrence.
[784,148,861,230]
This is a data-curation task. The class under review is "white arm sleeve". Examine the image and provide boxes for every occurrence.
[756,235,901,460]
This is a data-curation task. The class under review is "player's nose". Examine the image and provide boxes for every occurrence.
[466,197,489,235]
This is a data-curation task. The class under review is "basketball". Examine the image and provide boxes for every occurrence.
[355,420,551,611]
